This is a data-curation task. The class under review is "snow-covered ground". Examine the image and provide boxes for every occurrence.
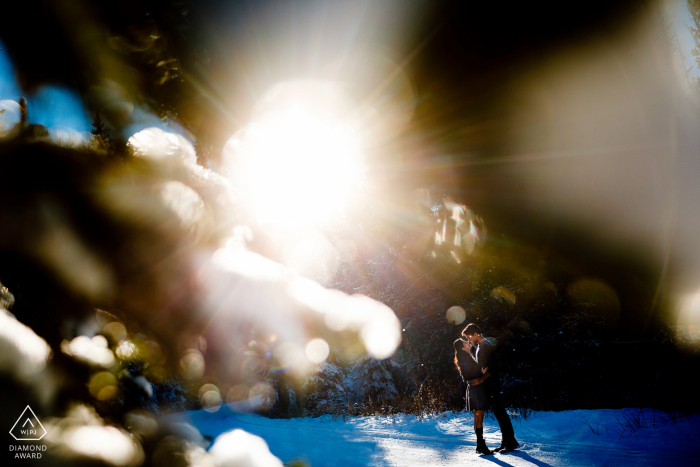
[168,406,700,466]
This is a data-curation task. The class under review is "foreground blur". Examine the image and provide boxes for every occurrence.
[2,1,700,466]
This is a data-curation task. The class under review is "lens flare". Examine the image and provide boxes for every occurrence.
[88,372,118,401]
[198,383,220,398]
[272,342,302,372]
[143,340,164,364]
[116,341,136,359]
[305,338,330,363]
[248,382,275,411]
[446,306,466,325]
[200,390,222,413]
[226,384,250,403]
[678,292,700,345]
[361,314,402,360]
[179,349,205,380]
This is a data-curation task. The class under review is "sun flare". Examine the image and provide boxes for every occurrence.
[225,82,366,226]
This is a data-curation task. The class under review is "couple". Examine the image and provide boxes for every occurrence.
[454,323,519,455]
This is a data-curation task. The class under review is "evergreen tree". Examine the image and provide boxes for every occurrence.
[351,355,398,402]
[90,111,114,153]
[303,359,347,416]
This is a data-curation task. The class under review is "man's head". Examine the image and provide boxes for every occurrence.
[461,323,483,345]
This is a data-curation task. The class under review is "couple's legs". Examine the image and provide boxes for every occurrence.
[484,378,517,446]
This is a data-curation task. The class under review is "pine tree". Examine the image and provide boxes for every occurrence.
[303,360,348,416]
[352,355,398,402]
[90,111,114,153]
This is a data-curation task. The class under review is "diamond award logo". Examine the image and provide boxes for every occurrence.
[9,405,46,441]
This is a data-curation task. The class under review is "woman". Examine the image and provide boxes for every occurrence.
[453,338,492,455]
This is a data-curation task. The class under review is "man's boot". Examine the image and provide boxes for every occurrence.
[494,438,519,453]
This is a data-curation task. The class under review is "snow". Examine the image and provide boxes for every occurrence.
[166,405,700,466]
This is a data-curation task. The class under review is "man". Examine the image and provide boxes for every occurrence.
[462,323,519,453]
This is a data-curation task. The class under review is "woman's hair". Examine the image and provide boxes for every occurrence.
[453,338,476,380]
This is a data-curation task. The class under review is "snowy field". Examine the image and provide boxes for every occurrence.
[168,406,700,466]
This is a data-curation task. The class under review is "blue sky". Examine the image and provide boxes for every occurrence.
[0,39,92,133]
[670,0,700,77]
[0,39,21,100]
[30,86,92,132]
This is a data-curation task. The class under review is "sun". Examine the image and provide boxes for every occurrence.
[225,82,366,227]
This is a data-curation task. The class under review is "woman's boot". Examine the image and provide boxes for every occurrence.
[475,428,492,455]
[476,438,492,455]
